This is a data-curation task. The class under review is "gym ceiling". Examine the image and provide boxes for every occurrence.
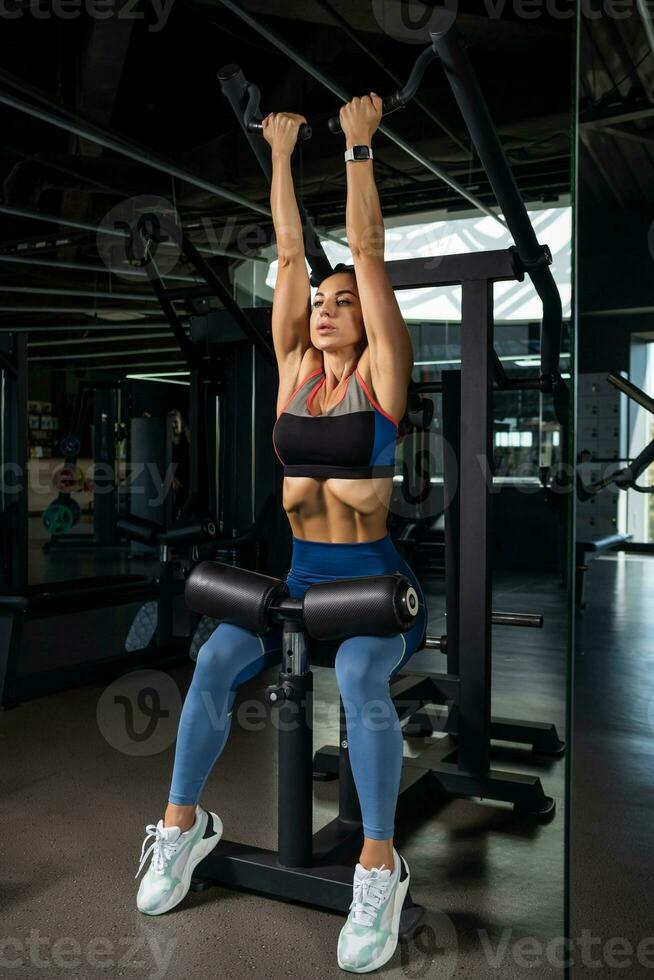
[0,0,649,369]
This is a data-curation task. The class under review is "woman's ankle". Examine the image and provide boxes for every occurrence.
[359,837,394,872]
[164,803,197,833]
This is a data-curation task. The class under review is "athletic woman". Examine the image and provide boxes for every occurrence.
[134,93,428,975]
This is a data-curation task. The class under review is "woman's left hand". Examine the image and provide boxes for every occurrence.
[339,93,383,144]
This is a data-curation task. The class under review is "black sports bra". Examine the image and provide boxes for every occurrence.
[272,367,399,479]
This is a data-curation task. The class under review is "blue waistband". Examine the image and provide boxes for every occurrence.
[288,533,404,583]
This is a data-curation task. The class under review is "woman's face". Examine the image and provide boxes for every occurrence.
[310,272,365,352]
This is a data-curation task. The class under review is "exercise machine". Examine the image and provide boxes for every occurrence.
[184,558,428,937]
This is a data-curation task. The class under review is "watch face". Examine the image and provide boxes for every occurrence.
[353,145,370,160]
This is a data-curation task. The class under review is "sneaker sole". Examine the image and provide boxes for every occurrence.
[337,857,411,974]
[138,810,223,916]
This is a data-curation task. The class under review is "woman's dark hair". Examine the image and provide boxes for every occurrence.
[332,263,355,276]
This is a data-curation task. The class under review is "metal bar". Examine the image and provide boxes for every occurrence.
[431,28,562,381]
[458,278,493,776]
[0,204,268,263]
[0,285,159,302]
[314,0,470,156]
[181,235,275,364]
[29,346,180,361]
[215,0,502,225]
[0,253,203,283]
[0,87,271,218]
[492,612,543,628]
[636,0,654,64]
[581,305,654,316]
[0,321,186,333]
[278,669,313,867]
[385,248,520,290]
[595,123,654,147]
[581,98,654,128]
[146,275,198,366]
[28,332,174,347]
[47,359,188,371]
[218,64,334,284]
[158,284,215,301]
[441,370,461,677]
[608,371,654,416]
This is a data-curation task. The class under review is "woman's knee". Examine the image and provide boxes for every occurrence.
[194,621,263,685]
[334,636,389,698]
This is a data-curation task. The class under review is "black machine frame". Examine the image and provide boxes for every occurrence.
[192,246,565,920]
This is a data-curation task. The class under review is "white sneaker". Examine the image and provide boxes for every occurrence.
[135,806,222,915]
[337,848,410,973]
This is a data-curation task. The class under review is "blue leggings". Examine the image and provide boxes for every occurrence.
[169,534,428,841]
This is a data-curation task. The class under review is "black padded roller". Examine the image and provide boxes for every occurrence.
[116,516,163,546]
[184,560,288,633]
[159,520,216,546]
[302,574,418,642]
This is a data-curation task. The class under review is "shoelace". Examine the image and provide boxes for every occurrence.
[135,824,180,879]
[349,867,392,927]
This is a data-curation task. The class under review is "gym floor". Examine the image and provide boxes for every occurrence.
[571,553,654,977]
[3,532,568,980]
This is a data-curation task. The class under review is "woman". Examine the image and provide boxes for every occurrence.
[134,94,428,975]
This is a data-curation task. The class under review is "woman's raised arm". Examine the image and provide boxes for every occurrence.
[263,112,312,380]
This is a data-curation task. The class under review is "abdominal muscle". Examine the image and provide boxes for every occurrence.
[282,475,394,543]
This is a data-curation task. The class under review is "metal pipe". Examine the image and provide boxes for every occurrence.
[0,285,159,302]
[608,371,654,416]
[28,332,174,347]
[431,28,562,381]
[637,0,654,58]
[215,0,502,225]
[0,253,203,283]
[29,346,180,361]
[315,0,470,156]
[0,204,268,264]
[48,359,188,372]
[0,305,158,315]
[491,612,543,628]
[2,324,170,333]
[0,87,271,218]
[218,64,335,284]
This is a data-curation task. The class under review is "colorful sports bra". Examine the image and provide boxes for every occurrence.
[272,366,399,479]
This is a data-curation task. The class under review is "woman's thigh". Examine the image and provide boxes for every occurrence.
[194,620,284,689]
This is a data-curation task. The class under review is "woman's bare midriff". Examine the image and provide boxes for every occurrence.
[282,474,394,543]
[277,346,404,544]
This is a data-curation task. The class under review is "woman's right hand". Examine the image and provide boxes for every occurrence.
[262,111,308,156]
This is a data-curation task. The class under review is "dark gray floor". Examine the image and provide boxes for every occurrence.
[571,553,654,980]
[1,528,567,979]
